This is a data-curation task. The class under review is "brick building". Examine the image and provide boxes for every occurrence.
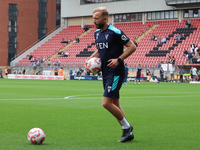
[0,0,57,66]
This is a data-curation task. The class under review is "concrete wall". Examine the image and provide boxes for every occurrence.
[61,0,174,18]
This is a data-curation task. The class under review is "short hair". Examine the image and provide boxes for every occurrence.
[93,7,109,18]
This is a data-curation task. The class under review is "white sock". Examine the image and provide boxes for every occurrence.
[120,118,130,129]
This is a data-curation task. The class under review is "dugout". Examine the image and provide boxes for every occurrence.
[176,64,200,81]
[176,64,200,73]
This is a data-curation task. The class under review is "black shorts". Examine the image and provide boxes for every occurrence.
[103,75,124,99]
[136,74,141,78]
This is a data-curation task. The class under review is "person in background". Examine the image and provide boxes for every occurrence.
[134,64,142,85]
[182,49,188,57]
[197,70,200,81]
[190,43,195,53]
[47,59,51,66]
[175,33,181,41]
[36,59,40,66]
[55,59,61,67]
[170,66,174,82]
[69,68,73,76]
[156,36,161,44]
[146,68,151,77]
[58,67,63,76]
[14,68,18,74]
[171,56,175,65]
[192,67,197,81]
[33,61,37,70]
[190,67,193,81]
[161,37,166,44]
[188,52,194,64]
[180,34,184,40]
[123,63,129,85]
[76,37,80,43]
[167,56,172,64]
[186,19,191,28]
[40,57,44,64]
[22,68,26,75]
[150,35,155,41]
[160,67,164,82]
[54,68,58,76]
[83,24,89,32]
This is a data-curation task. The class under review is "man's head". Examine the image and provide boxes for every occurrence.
[93,7,109,29]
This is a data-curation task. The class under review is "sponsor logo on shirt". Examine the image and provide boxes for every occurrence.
[96,42,108,49]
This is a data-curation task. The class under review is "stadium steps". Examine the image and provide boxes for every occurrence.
[45,37,77,62]
[136,24,159,42]
[48,27,95,64]
[43,27,93,63]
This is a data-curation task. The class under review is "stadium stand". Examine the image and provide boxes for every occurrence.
[14,18,200,68]
[15,25,84,66]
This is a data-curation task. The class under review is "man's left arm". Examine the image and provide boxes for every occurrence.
[107,40,136,68]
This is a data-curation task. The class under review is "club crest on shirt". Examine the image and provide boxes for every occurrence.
[121,35,127,41]
[107,86,112,93]
[105,34,109,40]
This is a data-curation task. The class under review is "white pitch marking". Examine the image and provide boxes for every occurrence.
[0,94,198,101]
[0,98,63,101]
[64,94,101,99]
[0,94,102,101]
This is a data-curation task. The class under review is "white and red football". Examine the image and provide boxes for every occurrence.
[27,128,45,145]
[86,57,101,74]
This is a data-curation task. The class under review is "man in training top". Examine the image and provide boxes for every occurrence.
[85,7,136,142]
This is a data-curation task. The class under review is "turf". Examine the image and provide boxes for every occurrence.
[0,79,200,150]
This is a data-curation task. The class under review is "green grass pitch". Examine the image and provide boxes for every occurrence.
[0,79,200,150]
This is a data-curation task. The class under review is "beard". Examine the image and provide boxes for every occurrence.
[95,22,105,29]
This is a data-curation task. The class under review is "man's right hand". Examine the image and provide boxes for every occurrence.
[85,58,91,73]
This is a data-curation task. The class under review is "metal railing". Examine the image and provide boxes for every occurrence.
[14,61,183,69]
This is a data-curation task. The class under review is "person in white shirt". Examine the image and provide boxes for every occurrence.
[170,66,174,82]
[14,69,18,74]
[47,60,51,66]
[192,67,197,81]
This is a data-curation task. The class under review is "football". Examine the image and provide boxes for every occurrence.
[86,57,101,74]
[27,128,45,145]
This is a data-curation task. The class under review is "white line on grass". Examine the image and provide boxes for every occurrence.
[0,94,198,101]
[0,94,102,101]
[0,98,63,101]
[64,94,200,99]
[64,94,101,99]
